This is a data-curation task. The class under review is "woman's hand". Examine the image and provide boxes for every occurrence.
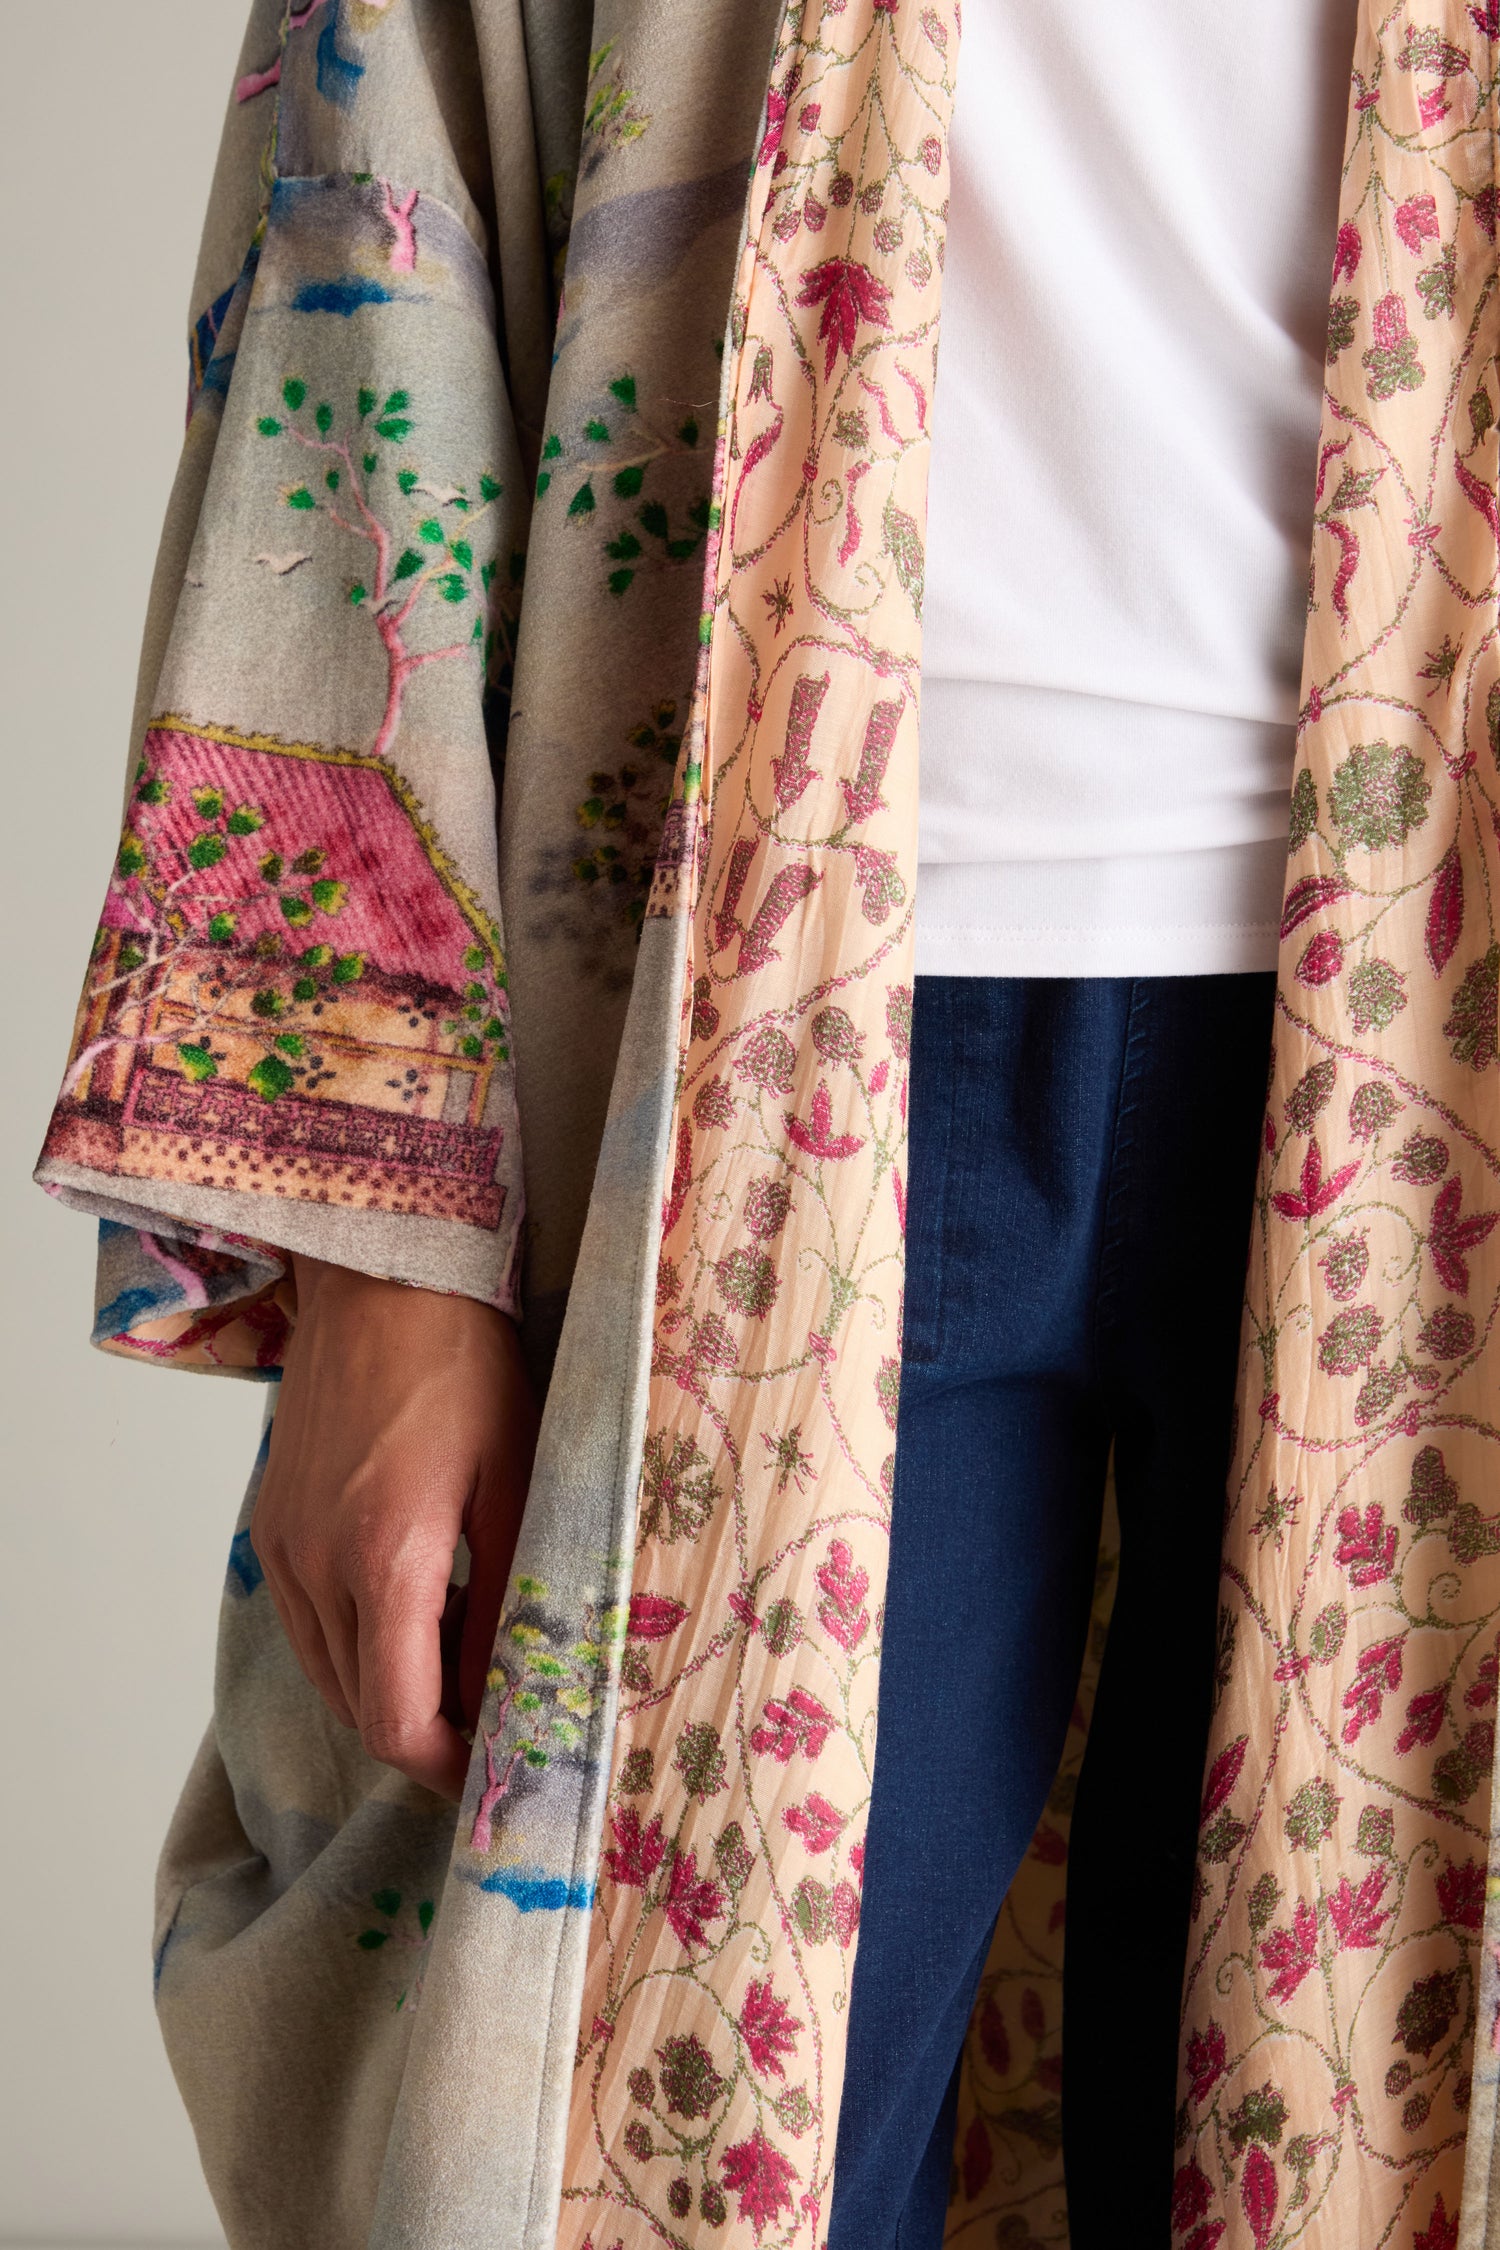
[251,1253,539,1802]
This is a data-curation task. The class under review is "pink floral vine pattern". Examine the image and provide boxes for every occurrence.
[1180,8,1500,2247]
[559,4,954,2244]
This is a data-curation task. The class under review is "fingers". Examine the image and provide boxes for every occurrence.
[260,1563,358,1731]
[357,1578,470,1801]
[256,1509,469,1799]
[245,1268,537,1802]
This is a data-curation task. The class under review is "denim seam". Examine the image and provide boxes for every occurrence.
[906,980,960,1368]
[1092,975,1152,1383]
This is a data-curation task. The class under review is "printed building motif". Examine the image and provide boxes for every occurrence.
[44,722,511,1231]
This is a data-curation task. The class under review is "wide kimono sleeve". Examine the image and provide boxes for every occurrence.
[34,0,552,1375]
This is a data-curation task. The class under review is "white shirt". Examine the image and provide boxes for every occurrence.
[916,0,1354,977]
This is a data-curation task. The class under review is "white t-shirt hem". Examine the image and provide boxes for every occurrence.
[913,843,1287,979]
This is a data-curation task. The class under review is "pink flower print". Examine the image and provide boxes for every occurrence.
[751,1688,837,1762]
[1438,1856,1486,1931]
[758,63,801,167]
[1375,302,1408,360]
[1427,847,1466,975]
[1186,2019,1227,2105]
[1259,1896,1319,2003]
[1467,1647,1500,1709]
[663,1847,726,1948]
[962,2116,992,2200]
[604,1806,667,1887]
[1199,1734,1247,1823]
[1334,1501,1398,1586]
[854,844,907,925]
[737,861,822,972]
[691,1310,740,1375]
[832,1877,861,1947]
[1416,2194,1461,2250]
[1342,1634,1405,1743]
[783,1792,846,1852]
[842,698,900,824]
[663,1116,693,1236]
[1173,2163,1214,2233]
[1297,929,1344,986]
[739,1978,804,2078]
[1242,2145,1278,2249]
[1324,520,1360,627]
[870,1057,890,1095]
[1396,194,1442,253]
[1457,443,1500,550]
[1326,1866,1391,1951]
[977,1999,1009,2074]
[1429,1176,1500,1293]
[628,1592,689,1641]
[1474,186,1500,241]
[796,257,893,380]
[1364,292,1426,400]
[728,1591,760,1635]
[1420,87,1452,128]
[1281,874,1350,938]
[1333,222,1362,283]
[918,133,943,172]
[1396,1684,1447,1753]
[720,2128,799,2239]
[817,1539,871,1651]
[785,1082,866,1162]
[1271,1139,1359,1222]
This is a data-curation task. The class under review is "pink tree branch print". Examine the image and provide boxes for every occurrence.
[378,180,419,271]
[470,1696,529,1857]
[257,378,504,762]
[234,1,327,104]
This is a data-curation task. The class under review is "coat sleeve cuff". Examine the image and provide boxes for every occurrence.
[34,1152,523,1375]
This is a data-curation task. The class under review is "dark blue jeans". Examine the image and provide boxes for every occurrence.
[827,973,1276,2250]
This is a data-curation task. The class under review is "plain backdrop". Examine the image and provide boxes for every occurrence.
[1,5,261,2244]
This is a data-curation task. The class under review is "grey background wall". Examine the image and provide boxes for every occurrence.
[1,6,262,2243]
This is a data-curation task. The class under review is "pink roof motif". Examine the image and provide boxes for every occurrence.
[111,725,492,988]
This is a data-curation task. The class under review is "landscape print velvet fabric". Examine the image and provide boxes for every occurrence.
[31,2,1500,2248]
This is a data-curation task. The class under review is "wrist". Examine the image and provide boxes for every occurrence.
[288,1252,514,1335]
